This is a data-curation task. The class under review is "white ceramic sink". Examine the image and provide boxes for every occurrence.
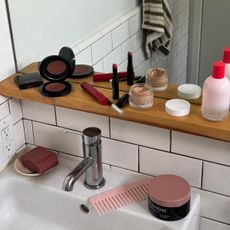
[0,158,200,230]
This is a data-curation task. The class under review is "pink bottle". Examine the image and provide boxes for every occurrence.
[201,61,230,121]
[223,48,230,107]
[223,48,230,80]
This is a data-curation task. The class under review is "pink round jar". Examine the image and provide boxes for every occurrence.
[148,174,191,221]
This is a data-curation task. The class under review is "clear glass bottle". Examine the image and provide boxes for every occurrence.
[201,61,230,121]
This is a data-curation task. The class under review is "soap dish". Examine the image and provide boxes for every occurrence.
[14,156,40,176]
[14,155,56,177]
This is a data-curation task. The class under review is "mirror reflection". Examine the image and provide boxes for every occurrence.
[7,0,230,93]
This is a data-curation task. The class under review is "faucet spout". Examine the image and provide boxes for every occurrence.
[62,157,93,191]
[62,127,106,192]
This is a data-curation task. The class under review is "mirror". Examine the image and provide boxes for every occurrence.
[8,0,139,69]
[6,0,230,105]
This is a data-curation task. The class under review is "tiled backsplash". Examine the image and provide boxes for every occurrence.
[1,1,230,229]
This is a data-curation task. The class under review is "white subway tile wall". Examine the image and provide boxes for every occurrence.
[33,122,83,157]
[22,100,56,125]
[9,99,22,124]
[193,188,230,225]
[103,46,123,73]
[13,120,25,151]
[200,218,230,230]
[2,2,230,229]
[110,118,170,151]
[56,107,110,137]
[203,162,230,196]
[102,138,138,171]
[0,101,10,120]
[0,96,8,105]
[93,59,104,73]
[139,147,202,187]
[129,13,141,36]
[74,47,92,65]
[23,119,34,144]
[91,33,112,64]
[172,131,230,165]
[112,21,130,49]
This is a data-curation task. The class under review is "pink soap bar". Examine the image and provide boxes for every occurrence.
[20,147,58,174]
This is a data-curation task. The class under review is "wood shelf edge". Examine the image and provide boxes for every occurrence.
[0,71,229,143]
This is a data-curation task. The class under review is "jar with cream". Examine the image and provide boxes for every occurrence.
[129,83,153,109]
[146,68,168,91]
[148,174,191,221]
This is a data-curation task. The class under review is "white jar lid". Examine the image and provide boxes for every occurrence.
[178,84,201,99]
[165,99,191,116]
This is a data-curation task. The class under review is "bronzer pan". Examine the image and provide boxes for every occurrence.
[39,47,73,97]
[71,64,94,78]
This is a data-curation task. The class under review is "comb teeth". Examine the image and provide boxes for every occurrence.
[88,178,151,216]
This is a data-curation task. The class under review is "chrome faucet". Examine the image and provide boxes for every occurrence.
[62,127,105,191]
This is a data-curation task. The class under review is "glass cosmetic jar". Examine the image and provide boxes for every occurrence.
[146,68,168,91]
[129,83,153,109]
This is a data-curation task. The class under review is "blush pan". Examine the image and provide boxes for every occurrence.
[47,60,67,75]
[41,82,71,97]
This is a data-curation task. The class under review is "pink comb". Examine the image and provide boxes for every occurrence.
[88,178,151,215]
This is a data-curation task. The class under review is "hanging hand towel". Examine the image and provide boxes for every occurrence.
[142,0,173,58]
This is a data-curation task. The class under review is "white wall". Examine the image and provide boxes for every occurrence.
[8,0,139,69]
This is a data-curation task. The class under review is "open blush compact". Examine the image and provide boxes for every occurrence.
[39,47,74,97]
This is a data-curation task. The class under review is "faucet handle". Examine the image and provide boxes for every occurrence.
[82,127,101,145]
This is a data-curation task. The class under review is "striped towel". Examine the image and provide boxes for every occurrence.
[142,0,173,58]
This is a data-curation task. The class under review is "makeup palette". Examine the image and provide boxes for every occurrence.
[39,47,74,97]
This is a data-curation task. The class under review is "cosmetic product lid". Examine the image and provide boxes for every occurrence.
[71,64,94,78]
[223,48,230,64]
[165,99,190,116]
[39,55,72,81]
[178,84,202,99]
[148,174,191,208]
[116,93,129,108]
[212,61,225,79]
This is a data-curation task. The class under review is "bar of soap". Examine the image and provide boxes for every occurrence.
[20,147,58,174]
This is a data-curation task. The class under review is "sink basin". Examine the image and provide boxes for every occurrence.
[0,159,200,230]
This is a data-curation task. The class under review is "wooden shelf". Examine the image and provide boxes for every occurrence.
[0,64,229,142]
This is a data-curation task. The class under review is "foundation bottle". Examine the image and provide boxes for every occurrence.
[201,61,230,121]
